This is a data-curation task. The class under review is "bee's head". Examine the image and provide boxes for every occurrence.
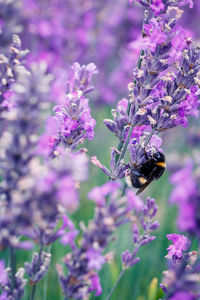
[153,151,165,162]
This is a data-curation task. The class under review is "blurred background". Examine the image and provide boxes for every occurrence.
[1,0,200,299]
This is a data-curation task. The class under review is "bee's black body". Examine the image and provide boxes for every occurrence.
[130,151,166,193]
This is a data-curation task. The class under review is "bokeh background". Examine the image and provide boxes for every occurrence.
[1,0,200,299]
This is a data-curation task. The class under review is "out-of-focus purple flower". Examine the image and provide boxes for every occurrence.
[170,161,196,203]
[0,62,53,248]
[21,0,144,104]
[0,267,27,299]
[24,252,51,284]
[179,0,194,8]
[88,181,121,207]
[0,293,7,300]
[166,234,191,260]
[0,261,8,285]
[150,0,164,15]
[169,160,198,233]
[60,215,79,249]
[122,197,159,269]
[86,248,105,271]
[59,182,141,299]
[89,274,102,296]
[126,189,144,211]
[0,1,22,51]
[169,291,195,300]
[21,151,88,246]
[161,235,200,299]
[60,229,79,250]
[0,35,28,120]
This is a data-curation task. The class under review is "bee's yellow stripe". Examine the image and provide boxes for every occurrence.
[156,162,166,168]
[139,177,147,184]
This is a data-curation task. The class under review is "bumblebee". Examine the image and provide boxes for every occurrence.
[129,150,166,195]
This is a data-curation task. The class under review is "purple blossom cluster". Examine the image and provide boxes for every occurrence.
[169,160,197,233]
[58,183,159,299]
[38,62,97,157]
[169,157,200,242]
[0,0,22,51]
[0,60,53,249]
[0,35,28,119]
[161,234,200,299]
[0,37,90,298]
[122,196,160,269]
[0,260,27,300]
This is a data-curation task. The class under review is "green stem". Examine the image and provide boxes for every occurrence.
[137,50,144,70]
[105,269,125,300]
[116,49,145,167]
[115,140,124,165]
[115,123,135,170]
[30,243,44,300]
[43,245,51,300]
[9,247,16,291]
[144,128,156,147]
[121,183,128,197]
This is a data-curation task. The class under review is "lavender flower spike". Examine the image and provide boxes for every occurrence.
[39,62,98,156]
[161,234,200,299]
[58,182,136,299]
[0,62,53,249]
[24,251,51,284]
[121,194,160,270]
[0,263,27,300]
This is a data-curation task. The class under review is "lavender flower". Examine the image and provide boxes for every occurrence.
[38,63,97,156]
[20,151,88,247]
[58,182,139,299]
[0,35,28,119]
[169,160,200,235]
[166,234,191,260]
[0,1,22,51]
[24,251,51,284]
[161,234,200,299]
[121,196,159,269]
[21,0,144,104]
[58,184,160,299]
[0,262,27,300]
[0,62,53,248]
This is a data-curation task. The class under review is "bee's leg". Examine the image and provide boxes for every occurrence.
[121,162,130,168]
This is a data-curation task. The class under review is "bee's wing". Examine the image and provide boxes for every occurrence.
[136,177,154,195]
[136,165,158,196]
